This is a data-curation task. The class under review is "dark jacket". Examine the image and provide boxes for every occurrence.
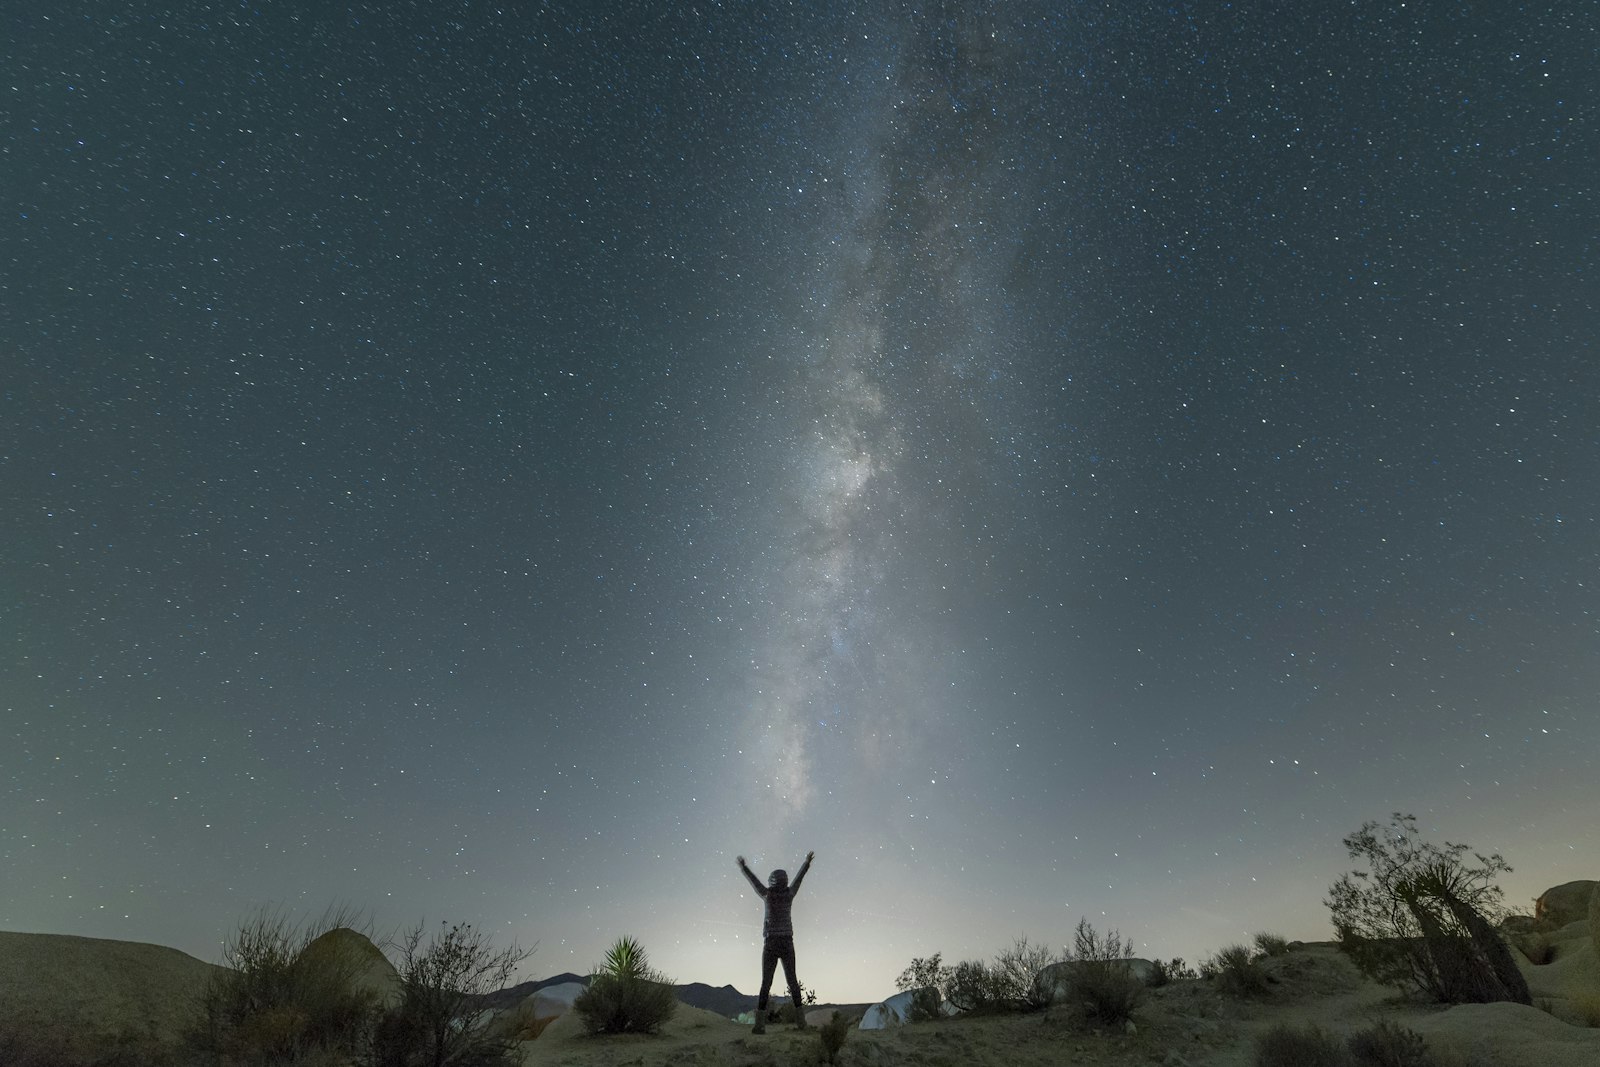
[740,856,812,941]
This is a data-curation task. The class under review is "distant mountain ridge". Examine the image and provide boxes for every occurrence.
[480,973,868,1019]
[481,972,761,1016]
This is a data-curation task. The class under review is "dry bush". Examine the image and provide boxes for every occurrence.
[1255,1022,1351,1067]
[1211,943,1270,998]
[370,920,529,1067]
[1059,918,1144,1026]
[191,905,379,1065]
[992,936,1057,1011]
[1254,932,1290,957]
[1325,813,1514,1002]
[895,953,951,1021]
[817,1010,850,1065]
[1146,957,1197,986]
[1347,1020,1434,1067]
[942,959,1001,1013]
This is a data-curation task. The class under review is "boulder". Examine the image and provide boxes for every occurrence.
[1535,881,1598,927]
[298,927,401,1009]
[0,931,227,1063]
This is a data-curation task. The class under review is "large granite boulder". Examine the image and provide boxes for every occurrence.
[1536,880,1598,927]
[298,926,402,1009]
[0,931,227,1063]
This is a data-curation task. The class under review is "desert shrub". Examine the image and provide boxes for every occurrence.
[817,1011,850,1064]
[1197,956,1220,980]
[1325,813,1519,1003]
[192,906,379,1065]
[370,920,529,1067]
[1147,957,1197,987]
[761,984,817,1025]
[896,953,952,1020]
[572,936,678,1035]
[1211,943,1269,998]
[1254,932,1290,957]
[1058,918,1144,1026]
[1255,1022,1352,1067]
[941,959,1001,1014]
[992,936,1057,1011]
[1573,991,1600,1028]
[1347,1021,1433,1067]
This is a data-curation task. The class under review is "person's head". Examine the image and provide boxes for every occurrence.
[768,869,788,889]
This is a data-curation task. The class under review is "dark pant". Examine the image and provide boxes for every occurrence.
[757,936,802,1014]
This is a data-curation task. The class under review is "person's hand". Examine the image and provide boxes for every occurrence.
[806,850,815,863]
[736,855,747,869]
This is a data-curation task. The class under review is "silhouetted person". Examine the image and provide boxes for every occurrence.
[736,850,813,1033]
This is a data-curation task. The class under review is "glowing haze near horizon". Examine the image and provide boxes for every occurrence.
[4,3,1597,1003]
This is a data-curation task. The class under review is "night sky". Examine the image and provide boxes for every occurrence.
[5,3,1597,1004]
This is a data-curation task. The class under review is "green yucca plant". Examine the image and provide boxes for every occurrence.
[601,935,648,980]
[574,936,677,1035]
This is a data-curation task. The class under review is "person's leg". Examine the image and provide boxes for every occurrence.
[754,941,779,1032]
[780,940,806,1027]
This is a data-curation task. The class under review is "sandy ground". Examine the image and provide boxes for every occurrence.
[1,920,1594,1066]
[521,931,1600,1067]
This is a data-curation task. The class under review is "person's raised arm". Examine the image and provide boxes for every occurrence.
[790,850,815,894]
[736,854,767,896]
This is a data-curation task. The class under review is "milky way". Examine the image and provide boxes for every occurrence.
[4,2,1596,1002]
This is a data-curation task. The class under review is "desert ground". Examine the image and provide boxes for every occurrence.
[521,924,1600,1067]
[2,906,1596,1066]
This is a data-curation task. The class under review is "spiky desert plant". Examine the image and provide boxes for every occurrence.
[1347,1020,1433,1067]
[573,936,677,1035]
[602,934,648,980]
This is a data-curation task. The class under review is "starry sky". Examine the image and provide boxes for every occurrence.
[4,2,1597,1004]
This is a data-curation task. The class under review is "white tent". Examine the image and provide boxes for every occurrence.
[858,988,956,1029]
[858,989,915,1029]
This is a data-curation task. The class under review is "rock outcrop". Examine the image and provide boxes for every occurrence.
[1535,880,1598,926]
[298,926,402,1009]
